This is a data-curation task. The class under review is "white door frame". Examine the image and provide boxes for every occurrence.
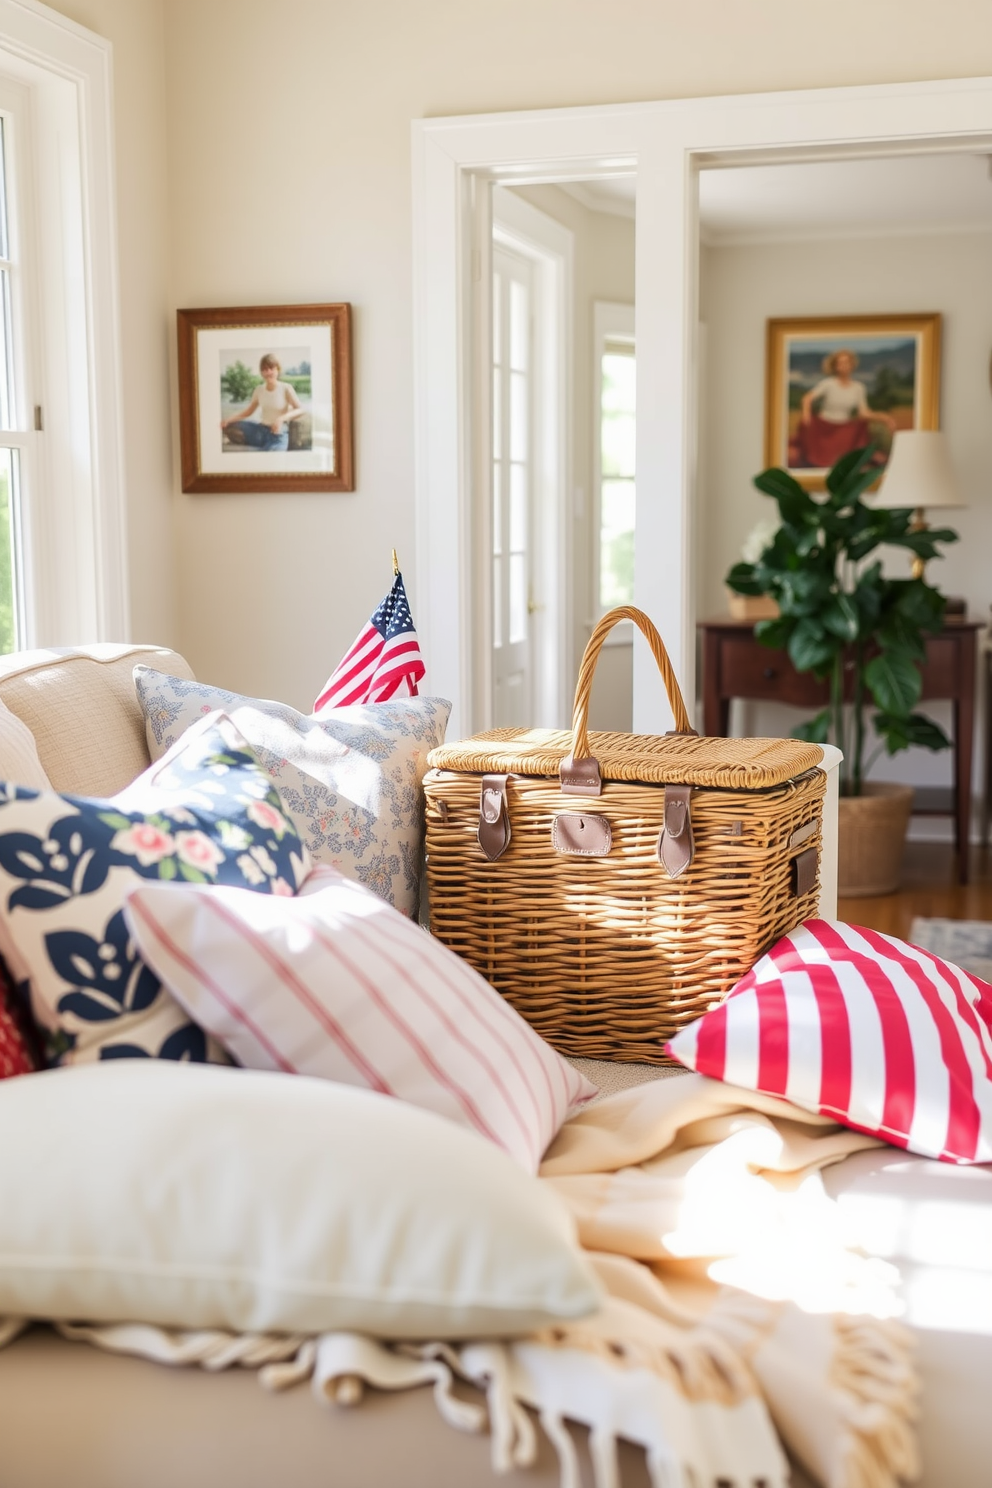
[412,78,992,740]
[491,187,572,730]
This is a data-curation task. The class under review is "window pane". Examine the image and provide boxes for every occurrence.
[509,370,527,462]
[602,351,635,413]
[0,449,18,654]
[492,271,501,365]
[492,371,502,457]
[509,462,526,552]
[510,280,528,371]
[0,119,8,263]
[492,461,502,554]
[493,554,503,648]
[0,270,12,430]
[602,409,635,479]
[600,478,635,611]
[509,553,526,644]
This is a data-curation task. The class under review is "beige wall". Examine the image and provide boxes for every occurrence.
[699,228,992,819]
[41,0,992,715]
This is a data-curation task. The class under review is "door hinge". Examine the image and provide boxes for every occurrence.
[34,405,43,431]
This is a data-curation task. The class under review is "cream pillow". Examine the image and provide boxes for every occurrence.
[0,1061,600,1338]
[0,698,50,790]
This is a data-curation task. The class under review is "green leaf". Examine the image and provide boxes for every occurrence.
[753,467,814,527]
[754,617,792,649]
[788,618,837,674]
[97,812,133,832]
[874,711,950,754]
[821,593,859,641]
[864,650,922,715]
[792,709,831,744]
[158,856,178,881]
[725,561,764,597]
[178,862,208,884]
[825,444,876,497]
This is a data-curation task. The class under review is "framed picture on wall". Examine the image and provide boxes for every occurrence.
[764,313,941,490]
[177,303,354,493]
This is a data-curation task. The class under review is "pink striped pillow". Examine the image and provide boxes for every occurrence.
[667,919,992,1165]
[123,867,595,1172]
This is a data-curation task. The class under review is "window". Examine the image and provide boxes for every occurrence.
[593,304,635,614]
[492,248,532,659]
[0,2,127,650]
[0,95,30,653]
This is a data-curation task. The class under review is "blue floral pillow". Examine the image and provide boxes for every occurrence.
[133,668,450,918]
[0,713,309,1065]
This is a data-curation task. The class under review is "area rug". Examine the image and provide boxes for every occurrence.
[909,917,992,983]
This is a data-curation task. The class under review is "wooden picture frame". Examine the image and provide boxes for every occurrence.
[177,303,354,493]
[764,313,941,490]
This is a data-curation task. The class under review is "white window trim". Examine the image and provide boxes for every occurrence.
[0,0,127,645]
[592,300,634,644]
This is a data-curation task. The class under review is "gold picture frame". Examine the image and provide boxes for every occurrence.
[764,313,941,490]
[177,303,354,494]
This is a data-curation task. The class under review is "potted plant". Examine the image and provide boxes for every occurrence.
[725,445,958,895]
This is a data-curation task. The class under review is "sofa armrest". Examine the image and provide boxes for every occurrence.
[0,643,195,798]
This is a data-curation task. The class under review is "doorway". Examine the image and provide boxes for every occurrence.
[413,79,992,739]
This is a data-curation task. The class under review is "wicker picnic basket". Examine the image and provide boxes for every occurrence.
[423,607,826,1064]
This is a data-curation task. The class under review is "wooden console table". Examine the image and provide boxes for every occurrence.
[699,617,981,885]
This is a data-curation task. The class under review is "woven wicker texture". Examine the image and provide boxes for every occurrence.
[425,608,825,1064]
[427,728,823,790]
[425,768,825,1063]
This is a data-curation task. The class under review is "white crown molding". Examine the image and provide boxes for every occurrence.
[559,179,636,220]
[703,218,992,248]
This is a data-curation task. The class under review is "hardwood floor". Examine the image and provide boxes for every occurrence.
[837,841,992,939]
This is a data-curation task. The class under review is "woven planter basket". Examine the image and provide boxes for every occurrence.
[837,782,914,897]
[424,608,826,1064]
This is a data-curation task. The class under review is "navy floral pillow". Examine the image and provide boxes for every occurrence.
[0,713,309,1065]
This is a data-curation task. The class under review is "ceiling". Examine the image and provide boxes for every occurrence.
[565,153,992,243]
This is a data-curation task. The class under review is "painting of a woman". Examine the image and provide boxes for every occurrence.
[791,348,895,469]
[764,316,940,491]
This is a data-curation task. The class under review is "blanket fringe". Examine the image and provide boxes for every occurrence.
[829,1316,920,1488]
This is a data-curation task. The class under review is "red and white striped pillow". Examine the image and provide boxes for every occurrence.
[667,919,992,1165]
[124,866,596,1173]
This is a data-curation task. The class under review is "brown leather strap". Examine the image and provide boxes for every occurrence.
[788,819,818,850]
[791,845,818,898]
[657,784,694,878]
[552,813,612,857]
[558,754,602,797]
[478,774,511,861]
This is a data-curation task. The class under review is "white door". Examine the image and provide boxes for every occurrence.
[491,245,534,728]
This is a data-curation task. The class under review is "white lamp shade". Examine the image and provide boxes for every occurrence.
[873,430,966,511]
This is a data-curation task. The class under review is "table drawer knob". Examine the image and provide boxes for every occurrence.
[763,667,776,680]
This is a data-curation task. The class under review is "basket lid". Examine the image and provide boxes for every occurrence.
[427,728,824,790]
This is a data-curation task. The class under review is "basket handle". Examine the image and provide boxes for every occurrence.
[559,607,695,797]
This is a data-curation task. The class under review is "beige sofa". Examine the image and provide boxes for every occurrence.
[0,644,986,1488]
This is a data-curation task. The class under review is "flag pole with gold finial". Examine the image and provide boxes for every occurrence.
[391,548,399,577]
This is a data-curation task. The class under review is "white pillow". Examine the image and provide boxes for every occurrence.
[133,667,450,918]
[125,866,597,1173]
[0,1061,599,1337]
[0,697,50,790]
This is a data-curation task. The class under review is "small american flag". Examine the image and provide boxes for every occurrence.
[313,572,425,711]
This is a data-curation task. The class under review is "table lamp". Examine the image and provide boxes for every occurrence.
[871,429,966,584]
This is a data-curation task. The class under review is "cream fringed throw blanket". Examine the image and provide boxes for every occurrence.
[0,1075,919,1488]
